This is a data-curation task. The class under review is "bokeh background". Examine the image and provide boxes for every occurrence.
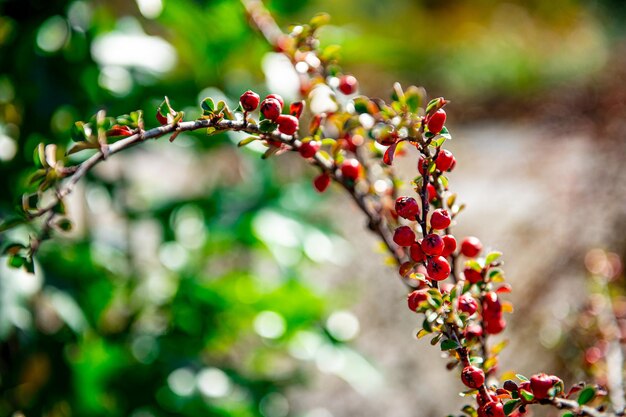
[1,0,625,416]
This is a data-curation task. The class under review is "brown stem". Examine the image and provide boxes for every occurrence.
[550,397,609,417]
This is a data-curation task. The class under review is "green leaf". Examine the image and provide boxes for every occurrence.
[53,200,66,215]
[321,44,341,62]
[67,141,98,155]
[238,136,258,147]
[516,374,529,382]
[201,97,215,115]
[34,142,47,168]
[22,193,39,212]
[71,121,87,142]
[404,85,424,113]
[519,390,534,402]
[577,387,596,405]
[465,259,482,272]
[259,119,278,134]
[352,96,370,114]
[56,218,73,232]
[440,339,460,351]
[24,257,35,273]
[432,136,446,147]
[422,317,432,333]
[309,12,330,29]
[3,243,26,255]
[485,251,503,265]
[391,82,404,102]
[0,217,26,233]
[430,333,443,346]
[462,405,477,417]
[28,169,47,186]
[447,193,457,208]
[439,126,452,140]
[416,328,431,339]
[425,97,446,115]
[503,399,521,416]
[8,254,25,268]
[490,339,509,355]
[562,412,574,417]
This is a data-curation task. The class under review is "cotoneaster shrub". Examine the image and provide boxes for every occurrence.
[0,2,623,417]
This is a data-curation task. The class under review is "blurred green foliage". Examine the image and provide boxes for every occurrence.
[0,0,360,416]
[0,0,622,416]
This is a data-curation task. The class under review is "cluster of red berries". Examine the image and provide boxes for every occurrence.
[239,90,301,136]
[418,151,456,179]
[472,373,563,417]
[394,194,487,284]
[240,90,365,195]
[312,158,362,193]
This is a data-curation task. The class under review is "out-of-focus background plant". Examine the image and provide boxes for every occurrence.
[0,1,625,417]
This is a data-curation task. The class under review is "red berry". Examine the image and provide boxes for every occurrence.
[435,149,454,172]
[478,401,505,417]
[427,109,446,134]
[465,323,483,339]
[395,196,420,220]
[427,183,437,202]
[519,381,531,393]
[399,261,413,277]
[430,209,451,230]
[410,242,425,263]
[449,157,457,172]
[240,90,260,112]
[340,159,360,180]
[393,226,416,247]
[530,373,557,400]
[418,157,429,175]
[461,365,485,389]
[277,114,299,135]
[408,289,429,312]
[441,234,457,257]
[260,98,282,120]
[463,267,483,284]
[266,93,284,108]
[426,256,450,281]
[458,294,478,315]
[313,173,331,192]
[483,292,502,321]
[484,316,506,335]
[338,75,358,95]
[422,233,444,256]
[461,236,482,258]
[290,100,304,118]
[299,140,320,158]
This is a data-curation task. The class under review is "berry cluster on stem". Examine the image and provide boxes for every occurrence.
[0,2,621,417]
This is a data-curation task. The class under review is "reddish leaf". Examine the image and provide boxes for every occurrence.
[107,125,133,137]
[383,142,398,165]
[496,284,512,294]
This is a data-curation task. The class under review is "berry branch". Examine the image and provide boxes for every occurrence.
[0,2,621,417]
